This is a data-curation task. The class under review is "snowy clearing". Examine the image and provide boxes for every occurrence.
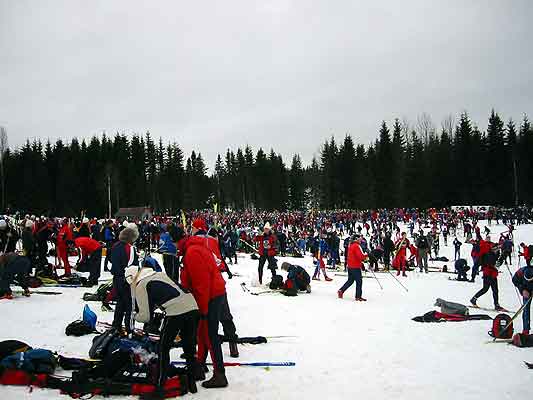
[0,222,530,400]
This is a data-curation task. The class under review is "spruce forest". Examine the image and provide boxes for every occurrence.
[3,110,533,216]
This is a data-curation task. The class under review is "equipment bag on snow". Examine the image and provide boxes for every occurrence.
[434,298,469,315]
[269,275,284,290]
[89,329,120,359]
[0,340,32,360]
[83,281,113,302]
[512,333,533,347]
[65,320,96,337]
[0,349,57,374]
[489,314,513,339]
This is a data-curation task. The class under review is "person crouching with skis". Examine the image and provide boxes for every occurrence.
[125,264,203,394]
[512,258,533,335]
[338,234,368,301]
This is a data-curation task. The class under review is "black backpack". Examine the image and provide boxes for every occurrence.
[89,329,120,360]
[66,320,96,337]
[0,340,32,360]
[269,275,284,290]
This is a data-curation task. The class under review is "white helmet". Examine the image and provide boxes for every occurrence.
[82,217,89,224]
[25,220,34,229]
[0,220,7,230]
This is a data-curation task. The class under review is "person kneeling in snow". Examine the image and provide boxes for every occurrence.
[280,262,311,296]
[0,253,31,299]
[454,258,470,281]
[512,259,533,335]
[125,264,203,392]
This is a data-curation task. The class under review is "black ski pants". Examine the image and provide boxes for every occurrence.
[474,276,499,307]
[158,310,199,386]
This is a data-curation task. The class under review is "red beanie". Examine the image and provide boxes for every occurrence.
[192,218,208,231]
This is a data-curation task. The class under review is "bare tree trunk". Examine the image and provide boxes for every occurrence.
[0,127,8,212]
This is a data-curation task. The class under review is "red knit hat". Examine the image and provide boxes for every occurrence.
[192,218,208,231]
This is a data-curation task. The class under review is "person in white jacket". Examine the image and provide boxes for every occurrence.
[125,265,202,392]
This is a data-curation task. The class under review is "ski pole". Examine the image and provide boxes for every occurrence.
[366,263,383,290]
[504,263,522,306]
[386,270,408,292]
[493,296,532,342]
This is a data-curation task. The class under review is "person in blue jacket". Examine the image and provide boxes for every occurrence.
[512,260,533,335]
[158,226,178,283]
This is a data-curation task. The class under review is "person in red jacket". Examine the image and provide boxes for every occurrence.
[519,242,531,265]
[392,232,410,277]
[470,236,505,311]
[254,222,277,284]
[71,236,102,286]
[57,219,73,276]
[338,234,368,301]
[180,220,229,389]
[191,219,239,358]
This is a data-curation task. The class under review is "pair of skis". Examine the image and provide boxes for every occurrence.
[171,361,295,368]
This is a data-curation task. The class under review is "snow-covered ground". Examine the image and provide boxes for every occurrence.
[1,222,531,400]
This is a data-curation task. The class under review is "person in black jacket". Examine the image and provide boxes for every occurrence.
[110,225,139,333]
[0,253,31,299]
[382,232,395,271]
[0,220,20,254]
[512,260,533,335]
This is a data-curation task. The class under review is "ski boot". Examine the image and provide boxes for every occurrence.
[202,372,228,389]
[229,342,239,358]
[356,297,367,302]
[495,305,505,312]
[324,276,333,282]
[470,297,477,307]
[337,290,343,299]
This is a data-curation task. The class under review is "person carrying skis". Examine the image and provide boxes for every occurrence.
[512,258,533,335]
[392,232,410,277]
[338,234,368,301]
[470,236,505,311]
[254,222,277,285]
[124,264,203,393]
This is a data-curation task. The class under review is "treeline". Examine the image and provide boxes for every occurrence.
[2,110,532,216]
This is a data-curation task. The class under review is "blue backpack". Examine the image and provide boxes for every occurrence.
[83,305,97,330]
[0,349,57,374]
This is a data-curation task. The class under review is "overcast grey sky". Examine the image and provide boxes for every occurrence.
[1,0,532,167]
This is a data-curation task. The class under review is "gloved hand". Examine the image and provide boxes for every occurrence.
[227,271,233,279]
[523,290,531,299]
